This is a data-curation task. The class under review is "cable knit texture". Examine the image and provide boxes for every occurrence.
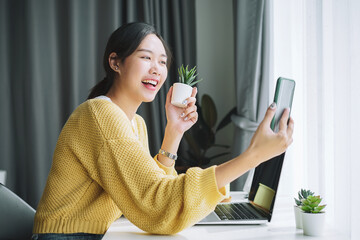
[33,99,226,235]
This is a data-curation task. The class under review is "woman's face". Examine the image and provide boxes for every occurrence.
[117,34,168,103]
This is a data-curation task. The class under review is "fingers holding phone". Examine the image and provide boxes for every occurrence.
[247,78,295,166]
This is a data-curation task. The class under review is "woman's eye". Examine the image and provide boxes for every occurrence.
[141,56,151,60]
[160,61,167,65]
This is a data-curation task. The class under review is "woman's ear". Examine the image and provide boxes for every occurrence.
[109,52,120,73]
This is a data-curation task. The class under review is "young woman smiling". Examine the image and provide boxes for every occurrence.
[32,22,294,240]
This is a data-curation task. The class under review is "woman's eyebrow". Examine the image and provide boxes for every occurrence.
[137,48,167,58]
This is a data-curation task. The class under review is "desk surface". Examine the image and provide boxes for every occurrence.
[103,192,347,240]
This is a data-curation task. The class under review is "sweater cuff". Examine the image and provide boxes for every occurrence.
[219,184,228,197]
[199,166,227,202]
[153,154,177,176]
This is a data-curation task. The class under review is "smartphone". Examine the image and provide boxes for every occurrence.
[271,77,295,132]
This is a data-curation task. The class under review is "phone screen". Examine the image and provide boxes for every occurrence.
[271,77,295,132]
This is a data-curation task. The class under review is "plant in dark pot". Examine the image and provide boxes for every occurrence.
[176,93,236,173]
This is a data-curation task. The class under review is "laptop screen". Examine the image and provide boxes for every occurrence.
[248,152,285,221]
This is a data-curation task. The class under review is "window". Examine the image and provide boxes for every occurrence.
[272,0,360,238]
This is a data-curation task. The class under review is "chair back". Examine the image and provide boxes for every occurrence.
[0,183,36,240]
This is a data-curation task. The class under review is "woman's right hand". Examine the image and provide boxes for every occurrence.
[246,103,294,167]
[215,103,294,189]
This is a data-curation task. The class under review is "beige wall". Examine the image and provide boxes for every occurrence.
[195,0,236,165]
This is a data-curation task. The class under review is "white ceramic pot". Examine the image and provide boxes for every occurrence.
[171,83,193,108]
[294,206,302,229]
[301,212,325,236]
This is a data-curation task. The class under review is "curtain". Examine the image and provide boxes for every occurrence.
[231,0,271,191]
[0,0,196,208]
[273,0,360,238]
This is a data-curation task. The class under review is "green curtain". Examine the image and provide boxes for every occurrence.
[0,0,196,208]
[231,0,271,190]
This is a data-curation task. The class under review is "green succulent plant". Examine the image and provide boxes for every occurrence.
[301,195,326,213]
[178,65,203,87]
[294,189,314,206]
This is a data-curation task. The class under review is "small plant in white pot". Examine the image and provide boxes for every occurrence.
[301,195,326,236]
[294,189,314,229]
[171,65,203,108]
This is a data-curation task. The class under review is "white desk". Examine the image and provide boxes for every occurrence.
[103,192,348,240]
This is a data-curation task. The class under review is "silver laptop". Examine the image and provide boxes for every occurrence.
[197,152,286,224]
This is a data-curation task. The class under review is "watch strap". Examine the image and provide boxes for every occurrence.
[158,149,178,161]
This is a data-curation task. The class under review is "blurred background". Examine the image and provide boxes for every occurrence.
[0,0,359,238]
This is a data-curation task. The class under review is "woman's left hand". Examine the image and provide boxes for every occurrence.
[165,86,198,135]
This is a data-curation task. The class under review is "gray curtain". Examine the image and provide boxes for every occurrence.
[231,0,271,190]
[0,0,196,208]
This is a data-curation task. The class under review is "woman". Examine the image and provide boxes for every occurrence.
[32,22,294,240]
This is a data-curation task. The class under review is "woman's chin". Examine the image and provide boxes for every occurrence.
[142,90,159,102]
[142,95,156,103]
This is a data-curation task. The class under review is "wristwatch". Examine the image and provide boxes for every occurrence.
[158,149,178,161]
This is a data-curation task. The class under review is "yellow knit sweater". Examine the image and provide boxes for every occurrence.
[33,99,226,235]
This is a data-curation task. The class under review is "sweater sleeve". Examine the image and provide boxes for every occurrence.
[153,154,177,176]
[96,137,226,234]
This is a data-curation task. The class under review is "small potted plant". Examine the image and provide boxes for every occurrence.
[301,195,326,236]
[171,65,203,108]
[294,189,314,229]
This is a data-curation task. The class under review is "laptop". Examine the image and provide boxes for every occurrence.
[198,152,286,225]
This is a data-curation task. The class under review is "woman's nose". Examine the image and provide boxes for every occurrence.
[150,62,160,76]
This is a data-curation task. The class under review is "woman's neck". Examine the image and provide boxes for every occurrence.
[106,89,140,122]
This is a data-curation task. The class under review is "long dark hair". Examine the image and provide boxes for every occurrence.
[88,22,172,99]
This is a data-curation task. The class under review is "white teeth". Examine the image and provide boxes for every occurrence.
[142,80,158,86]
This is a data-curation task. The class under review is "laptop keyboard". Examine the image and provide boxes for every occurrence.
[214,203,262,220]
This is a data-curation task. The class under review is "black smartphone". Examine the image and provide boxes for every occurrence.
[271,77,296,132]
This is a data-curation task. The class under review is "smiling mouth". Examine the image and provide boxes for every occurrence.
[141,79,158,87]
